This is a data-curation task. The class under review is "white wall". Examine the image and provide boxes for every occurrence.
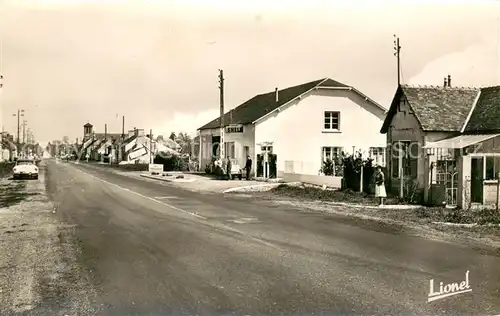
[255,88,386,175]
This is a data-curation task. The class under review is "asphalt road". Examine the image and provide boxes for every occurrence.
[38,160,500,315]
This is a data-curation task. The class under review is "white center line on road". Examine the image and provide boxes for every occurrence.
[73,168,207,220]
[154,196,179,199]
[70,165,283,251]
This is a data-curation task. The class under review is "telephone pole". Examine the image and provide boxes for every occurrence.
[149,129,153,163]
[22,120,26,144]
[22,120,27,156]
[13,109,24,157]
[394,35,401,86]
[394,35,403,198]
[218,69,225,159]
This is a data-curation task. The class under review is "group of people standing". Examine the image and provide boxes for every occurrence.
[215,155,253,181]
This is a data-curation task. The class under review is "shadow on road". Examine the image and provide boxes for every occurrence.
[0,181,39,208]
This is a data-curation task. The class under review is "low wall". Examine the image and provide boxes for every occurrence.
[280,172,342,189]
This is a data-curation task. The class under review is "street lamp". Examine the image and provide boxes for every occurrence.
[12,109,24,157]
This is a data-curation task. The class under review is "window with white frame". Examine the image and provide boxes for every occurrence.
[324,111,340,130]
[322,146,343,161]
[322,146,343,176]
[485,156,500,180]
[369,147,386,167]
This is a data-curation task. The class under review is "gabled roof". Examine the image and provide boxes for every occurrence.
[93,133,122,140]
[381,85,480,133]
[464,85,500,133]
[84,123,93,127]
[198,78,364,130]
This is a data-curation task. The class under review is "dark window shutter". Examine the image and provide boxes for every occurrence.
[392,157,399,178]
[410,158,418,178]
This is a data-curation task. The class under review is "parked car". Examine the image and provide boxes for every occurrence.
[229,158,243,180]
[13,159,39,180]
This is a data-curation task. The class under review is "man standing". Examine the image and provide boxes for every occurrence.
[226,156,232,180]
[245,155,252,180]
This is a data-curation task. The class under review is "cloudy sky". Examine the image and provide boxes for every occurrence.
[0,0,499,143]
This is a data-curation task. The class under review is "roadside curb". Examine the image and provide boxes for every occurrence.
[223,182,300,193]
[431,221,500,228]
[140,173,196,183]
[320,201,422,210]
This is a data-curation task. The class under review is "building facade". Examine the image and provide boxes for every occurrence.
[381,78,500,209]
[198,78,387,182]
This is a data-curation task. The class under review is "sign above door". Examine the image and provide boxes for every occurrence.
[226,124,243,133]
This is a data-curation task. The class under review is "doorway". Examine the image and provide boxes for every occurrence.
[471,157,484,203]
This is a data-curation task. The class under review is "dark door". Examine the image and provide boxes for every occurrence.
[471,157,483,203]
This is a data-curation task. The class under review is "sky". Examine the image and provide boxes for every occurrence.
[0,0,499,143]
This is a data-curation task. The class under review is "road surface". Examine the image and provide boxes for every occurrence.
[29,160,500,315]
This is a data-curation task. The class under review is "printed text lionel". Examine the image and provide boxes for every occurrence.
[428,270,471,302]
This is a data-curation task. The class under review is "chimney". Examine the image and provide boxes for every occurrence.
[275,87,279,103]
[447,74,451,87]
[444,77,447,88]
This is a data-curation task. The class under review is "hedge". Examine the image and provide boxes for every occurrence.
[153,154,188,172]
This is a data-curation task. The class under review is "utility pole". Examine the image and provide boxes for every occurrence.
[394,34,401,86]
[394,35,404,198]
[118,115,125,163]
[104,123,107,139]
[22,120,27,157]
[13,109,24,157]
[22,120,26,144]
[149,129,153,163]
[218,69,225,159]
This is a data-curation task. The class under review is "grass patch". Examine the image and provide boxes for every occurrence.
[0,162,15,178]
[265,184,500,225]
[268,184,403,205]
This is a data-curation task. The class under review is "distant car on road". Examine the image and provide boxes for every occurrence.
[13,159,39,180]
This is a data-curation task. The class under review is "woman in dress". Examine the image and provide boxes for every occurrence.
[374,165,387,206]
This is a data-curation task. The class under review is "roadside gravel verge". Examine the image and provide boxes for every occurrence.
[0,161,97,315]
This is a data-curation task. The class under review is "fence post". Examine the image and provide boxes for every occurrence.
[496,172,500,211]
[360,165,364,193]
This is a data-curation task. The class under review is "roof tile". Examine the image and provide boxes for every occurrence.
[401,85,479,131]
[464,86,500,132]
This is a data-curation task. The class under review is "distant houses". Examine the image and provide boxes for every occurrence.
[79,122,182,164]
